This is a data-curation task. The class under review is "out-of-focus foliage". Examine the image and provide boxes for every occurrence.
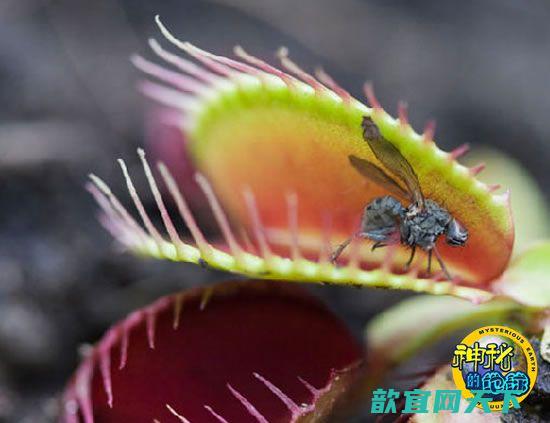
[463,148,550,254]
[496,242,550,308]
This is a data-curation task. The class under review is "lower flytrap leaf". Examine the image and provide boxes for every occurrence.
[129,17,513,286]
[61,280,363,423]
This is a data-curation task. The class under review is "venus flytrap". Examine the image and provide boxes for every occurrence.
[89,16,518,301]
[66,16,550,423]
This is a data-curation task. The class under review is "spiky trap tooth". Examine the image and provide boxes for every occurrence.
[243,187,272,260]
[277,47,327,95]
[204,405,229,423]
[487,183,502,193]
[253,372,304,417]
[286,192,302,261]
[397,100,409,126]
[195,172,243,258]
[234,45,295,87]
[448,143,470,160]
[148,38,218,84]
[118,326,129,370]
[117,158,164,248]
[227,384,269,423]
[469,162,486,176]
[131,54,203,93]
[166,404,191,423]
[156,162,210,255]
[314,67,352,104]
[423,119,436,142]
[98,352,113,408]
[363,82,381,110]
[138,80,197,111]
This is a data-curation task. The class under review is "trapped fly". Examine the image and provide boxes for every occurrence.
[330,116,468,280]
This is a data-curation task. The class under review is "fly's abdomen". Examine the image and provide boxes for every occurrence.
[361,196,405,241]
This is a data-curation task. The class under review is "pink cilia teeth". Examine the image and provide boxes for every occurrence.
[286,192,303,262]
[317,213,333,265]
[60,280,363,422]
[277,47,329,95]
[154,25,234,78]
[234,45,297,87]
[314,67,352,104]
[199,286,213,311]
[487,183,502,193]
[243,186,273,261]
[131,54,203,93]
[469,162,487,176]
[253,372,311,420]
[381,244,399,273]
[138,148,184,251]
[423,119,437,142]
[156,162,211,255]
[204,404,230,423]
[363,82,381,110]
[166,404,192,423]
[449,143,471,160]
[148,38,218,84]
[346,235,362,270]
[117,157,164,246]
[194,172,244,259]
[397,100,409,126]
[226,384,269,423]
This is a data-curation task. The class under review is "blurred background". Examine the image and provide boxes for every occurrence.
[1,0,550,421]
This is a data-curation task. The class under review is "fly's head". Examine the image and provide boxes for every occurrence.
[446,217,469,247]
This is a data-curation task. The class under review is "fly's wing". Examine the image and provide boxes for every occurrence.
[361,116,424,206]
[348,155,412,202]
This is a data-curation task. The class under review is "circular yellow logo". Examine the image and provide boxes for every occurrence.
[451,325,538,412]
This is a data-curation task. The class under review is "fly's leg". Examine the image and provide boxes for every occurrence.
[330,233,359,263]
[404,245,416,270]
[427,249,432,276]
[433,246,453,281]
[371,241,387,251]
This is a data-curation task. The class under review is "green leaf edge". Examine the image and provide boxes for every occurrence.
[132,235,493,302]
[366,295,531,367]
